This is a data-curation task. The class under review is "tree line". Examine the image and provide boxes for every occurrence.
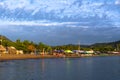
[1,35,120,54]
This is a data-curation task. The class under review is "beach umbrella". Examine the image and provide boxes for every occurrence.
[64,50,73,53]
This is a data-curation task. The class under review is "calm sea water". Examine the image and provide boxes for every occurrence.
[0,56,120,80]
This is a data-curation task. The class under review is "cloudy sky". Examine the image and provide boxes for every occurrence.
[0,0,120,45]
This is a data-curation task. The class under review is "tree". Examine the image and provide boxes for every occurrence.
[23,40,31,46]
[28,44,35,52]
[14,39,28,53]
[37,42,52,53]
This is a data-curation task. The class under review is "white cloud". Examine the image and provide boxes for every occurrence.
[0,19,80,27]
[0,0,119,28]
[115,0,120,5]
[0,0,118,19]
[66,25,89,29]
[2,0,29,9]
[0,0,103,18]
[0,0,74,11]
[31,8,40,15]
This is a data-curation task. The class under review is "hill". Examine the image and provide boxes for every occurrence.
[0,35,12,42]
[52,40,120,52]
[90,40,120,52]
[0,35,14,47]
[91,40,120,48]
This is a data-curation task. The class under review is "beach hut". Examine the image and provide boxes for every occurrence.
[0,45,6,54]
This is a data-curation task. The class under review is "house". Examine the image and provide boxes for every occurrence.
[16,50,24,54]
[85,50,94,54]
[8,46,17,54]
[0,45,6,54]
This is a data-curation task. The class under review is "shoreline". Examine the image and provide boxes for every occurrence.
[0,54,119,61]
[0,54,59,61]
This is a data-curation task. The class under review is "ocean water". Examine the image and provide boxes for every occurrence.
[0,56,120,80]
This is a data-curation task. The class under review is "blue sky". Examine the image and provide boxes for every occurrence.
[0,0,120,45]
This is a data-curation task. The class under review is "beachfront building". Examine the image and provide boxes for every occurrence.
[0,45,6,54]
[85,50,94,54]
[16,50,24,55]
[8,46,17,54]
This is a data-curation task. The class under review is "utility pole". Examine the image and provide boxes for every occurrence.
[78,41,80,51]
[77,41,81,56]
[116,44,119,51]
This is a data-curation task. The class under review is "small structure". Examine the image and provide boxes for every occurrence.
[8,46,17,54]
[85,50,94,54]
[16,50,24,54]
[0,45,6,54]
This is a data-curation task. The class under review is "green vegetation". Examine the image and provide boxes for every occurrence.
[0,35,51,54]
[1,35,120,54]
[91,41,120,52]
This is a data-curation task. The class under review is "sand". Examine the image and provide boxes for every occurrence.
[0,54,58,61]
[0,53,117,61]
[0,54,83,61]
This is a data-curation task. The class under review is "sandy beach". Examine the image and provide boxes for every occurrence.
[0,54,59,61]
[0,53,118,61]
[0,54,84,61]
